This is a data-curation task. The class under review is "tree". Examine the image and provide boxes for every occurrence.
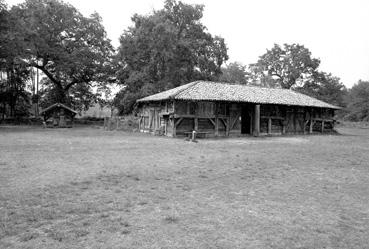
[115,0,228,114]
[9,0,114,108]
[0,0,8,60]
[251,43,320,89]
[0,1,32,118]
[345,81,369,121]
[219,62,248,85]
[295,71,347,107]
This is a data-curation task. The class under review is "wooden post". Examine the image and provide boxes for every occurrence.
[303,110,307,134]
[292,108,296,134]
[107,117,111,131]
[164,117,167,136]
[267,118,272,135]
[172,101,176,137]
[194,117,198,131]
[253,104,260,137]
[172,118,176,137]
[309,108,313,134]
[214,103,219,136]
[226,116,230,136]
[321,120,324,133]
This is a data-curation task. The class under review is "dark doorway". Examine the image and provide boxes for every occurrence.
[241,105,252,134]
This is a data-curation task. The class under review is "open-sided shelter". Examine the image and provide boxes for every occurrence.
[136,81,340,137]
[40,103,77,128]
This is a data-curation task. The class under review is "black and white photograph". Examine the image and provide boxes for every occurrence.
[0,0,368,248]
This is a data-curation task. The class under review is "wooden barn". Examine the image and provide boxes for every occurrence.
[40,103,77,128]
[136,81,340,137]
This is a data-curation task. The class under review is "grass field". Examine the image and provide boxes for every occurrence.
[0,126,369,249]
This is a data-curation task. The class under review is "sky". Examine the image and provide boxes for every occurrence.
[6,0,369,88]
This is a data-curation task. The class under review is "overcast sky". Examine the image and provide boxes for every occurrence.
[7,0,369,87]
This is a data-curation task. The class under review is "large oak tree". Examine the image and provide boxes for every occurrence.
[9,0,114,109]
[251,43,320,89]
[115,0,228,114]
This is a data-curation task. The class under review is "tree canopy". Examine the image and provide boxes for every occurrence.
[9,0,114,110]
[0,0,32,117]
[219,62,249,85]
[295,71,347,107]
[115,0,228,114]
[251,43,320,89]
[345,81,369,121]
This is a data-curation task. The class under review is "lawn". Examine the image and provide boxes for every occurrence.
[0,126,368,249]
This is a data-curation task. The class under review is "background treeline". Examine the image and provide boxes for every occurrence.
[0,0,368,121]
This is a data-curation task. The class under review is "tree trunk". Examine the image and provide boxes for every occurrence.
[55,85,68,104]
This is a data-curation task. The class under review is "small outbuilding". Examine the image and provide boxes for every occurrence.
[40,103,77,128]
[136,81,341,137]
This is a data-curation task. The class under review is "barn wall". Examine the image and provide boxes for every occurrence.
[138,102,170,135]
[138,100,336,137]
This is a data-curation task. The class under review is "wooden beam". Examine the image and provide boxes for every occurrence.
[186,102,190,114]
[174,114,216,118]
[164,118,167,136]
[138,116,142,131]
[172,101,176,137]
[208,118,215,127]
[148,112,153,130]
[214,103,219,136]
[175,117,184,127]
[321,120,324,133]
[226,116,230,136]
[267,118,272,135]
[253,104,260,136]
[230,113,240,130]
[219,118,227,128]
[215,118,219,136]
[309,120,314,134]
[249,111,253,135]
[303,120,309,134]
[261,116,284,120]
[292,108,296,134]
[282,120,286,134]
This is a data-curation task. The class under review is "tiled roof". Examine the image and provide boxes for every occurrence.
[137,81,341,109]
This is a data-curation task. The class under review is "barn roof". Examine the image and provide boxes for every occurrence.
[137,81,340,109]
[40,103,78,115]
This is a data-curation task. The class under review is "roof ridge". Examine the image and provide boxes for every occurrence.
[202,81,295,91]
[169,81,200,99]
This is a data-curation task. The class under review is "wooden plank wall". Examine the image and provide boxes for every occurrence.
[138,101,336,137]
[138,102,169,134]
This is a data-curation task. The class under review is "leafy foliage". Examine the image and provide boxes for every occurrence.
[219,62,249,85]
[295,71,347,107]
[115,0,228,114]
[251,43,320,89]
[345,81,369,121]
[0,1,32,118]
[9,0,114,107]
